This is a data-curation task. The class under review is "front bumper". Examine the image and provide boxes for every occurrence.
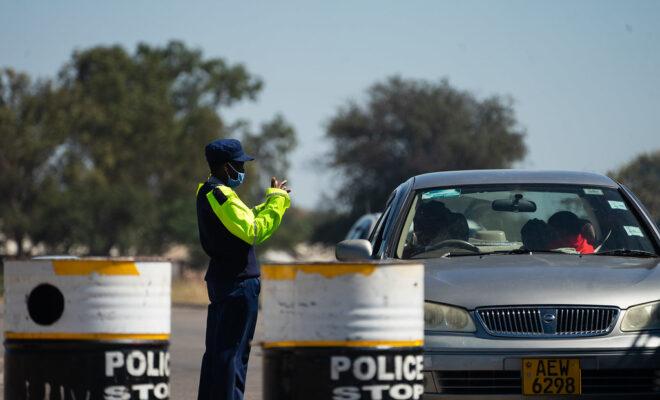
[423,333,660,399]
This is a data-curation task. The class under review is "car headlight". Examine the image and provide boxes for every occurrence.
[424,302,476,332]
[621,301,660,332]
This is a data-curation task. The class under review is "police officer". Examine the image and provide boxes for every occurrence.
[196,138,290,400]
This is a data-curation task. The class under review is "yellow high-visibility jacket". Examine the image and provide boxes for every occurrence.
[196,180,290,280]
[204,184,290,245]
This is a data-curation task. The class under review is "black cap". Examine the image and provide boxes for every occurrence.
[205,139,254,167]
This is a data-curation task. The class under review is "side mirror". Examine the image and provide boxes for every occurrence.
[336,239,373,261]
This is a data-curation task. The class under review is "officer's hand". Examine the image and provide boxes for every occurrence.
[271,177,291,193]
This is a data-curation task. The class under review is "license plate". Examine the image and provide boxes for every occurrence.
[522,358,581,396]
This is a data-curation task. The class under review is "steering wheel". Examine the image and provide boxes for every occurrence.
[424,239,480,253]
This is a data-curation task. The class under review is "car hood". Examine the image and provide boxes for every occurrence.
[423,254,660,309]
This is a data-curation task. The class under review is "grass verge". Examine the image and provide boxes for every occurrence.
[171,278,208,306]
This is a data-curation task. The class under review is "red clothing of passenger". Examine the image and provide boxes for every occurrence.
[549,234,594,254]
[573,234,595,254]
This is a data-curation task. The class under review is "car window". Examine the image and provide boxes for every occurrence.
[345,216,375,240]
[397,184,658,259]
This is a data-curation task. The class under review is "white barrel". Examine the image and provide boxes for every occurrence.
[262,262,424,347]
[4,258,171,400]
[261,262,425,400]
[4,258,171,339]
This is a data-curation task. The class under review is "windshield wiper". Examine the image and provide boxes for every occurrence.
[590,249,659,258]
[441,248,581,258]
[442,252,484,258]
[490,248,570,255]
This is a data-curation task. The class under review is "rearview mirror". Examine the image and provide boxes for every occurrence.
[492,194,537,213]
[336,239,373,261]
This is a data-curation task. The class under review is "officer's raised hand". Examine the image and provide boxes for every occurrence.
[271,177,291,193]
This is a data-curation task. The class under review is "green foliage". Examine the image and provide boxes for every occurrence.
[50,41,264,255]
[609,150,660,225]
[0,69,64,256]
[318,76,528,243]
[0,41,298,260]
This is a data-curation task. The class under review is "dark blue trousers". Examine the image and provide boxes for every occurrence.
[198,277,260,400]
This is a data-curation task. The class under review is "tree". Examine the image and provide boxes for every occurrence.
[318,76,527,242]
[47,41,265,255]
[0,69,65,256]
[1,41,298,259]
[609,150,660,225]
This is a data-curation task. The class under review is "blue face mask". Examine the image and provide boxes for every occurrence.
[226,163,245,188]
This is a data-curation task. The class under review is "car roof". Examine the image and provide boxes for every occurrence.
[412,169,619,190]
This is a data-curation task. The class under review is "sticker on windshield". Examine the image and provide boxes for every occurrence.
[608,200,628,210]
[422,189,461,200]
[583,188,604,195]
[623,226,644,237]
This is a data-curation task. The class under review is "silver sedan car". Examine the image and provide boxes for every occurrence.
[337,170,660,399]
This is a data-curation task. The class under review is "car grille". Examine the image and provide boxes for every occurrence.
[476,306,619,337]
[425,369,660,395]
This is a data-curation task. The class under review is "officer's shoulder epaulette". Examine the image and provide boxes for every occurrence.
[211,186,229,205]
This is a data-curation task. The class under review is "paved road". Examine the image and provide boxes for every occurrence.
[0,305,264,400]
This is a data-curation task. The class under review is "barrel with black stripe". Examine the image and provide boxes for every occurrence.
[261,262,424,400]
[4,258,171,400]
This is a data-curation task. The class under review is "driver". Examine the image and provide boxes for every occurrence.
[413,200,469,247]
[547,211,595,254]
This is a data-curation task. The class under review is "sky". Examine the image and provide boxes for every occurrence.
[2,0,659,208]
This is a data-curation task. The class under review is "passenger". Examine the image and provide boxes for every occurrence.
[580,219,597,245]
[547,211,595,254]
[520,218,555,250]
[412,201,469,247]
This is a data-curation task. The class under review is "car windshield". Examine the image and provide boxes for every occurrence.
[397,184,658,259]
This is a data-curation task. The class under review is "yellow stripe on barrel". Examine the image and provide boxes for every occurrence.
[4,332,170,341]
[53,260,140,276]
[262,340,424,349]
[261,263,376,280]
